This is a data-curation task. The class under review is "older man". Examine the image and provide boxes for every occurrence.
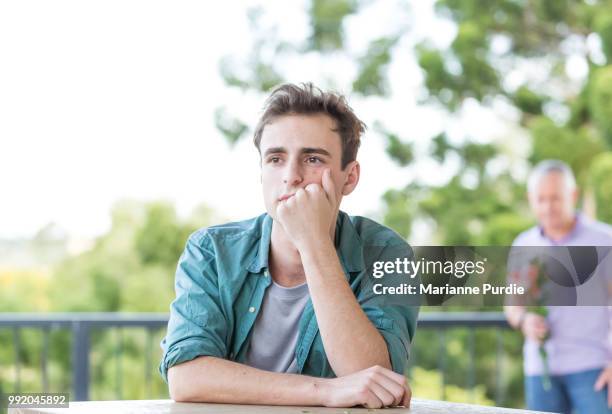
[505,160,612,413]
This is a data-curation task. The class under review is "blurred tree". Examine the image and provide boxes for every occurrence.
[589,152,612,222]
[215,0,611,247]
[4,200,222,400]
[417,0,611,233]
[49,200,217,312]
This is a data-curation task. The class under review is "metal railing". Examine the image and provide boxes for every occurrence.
[0,312,512,403]
[415,312,512,405]
[0,313,168,401]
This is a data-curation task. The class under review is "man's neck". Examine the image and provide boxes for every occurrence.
[542,215,578,242]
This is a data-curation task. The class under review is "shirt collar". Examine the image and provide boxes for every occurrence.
[246,210,365,274]
[537,212,583,244]
[246,213,273,274]
[334,211,366,273]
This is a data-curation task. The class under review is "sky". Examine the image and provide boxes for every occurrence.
[0,0,524,240]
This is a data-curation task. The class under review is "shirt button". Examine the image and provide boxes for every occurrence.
[264,270,270,277]
[249,306,256,313]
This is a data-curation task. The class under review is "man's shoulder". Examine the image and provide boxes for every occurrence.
[346,214,408,247]
[581,216,612,242]
[511,225,541,247]
[188,213,268,247]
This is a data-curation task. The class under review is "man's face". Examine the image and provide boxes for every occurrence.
[529,172,577,231]
[259,114,358,220]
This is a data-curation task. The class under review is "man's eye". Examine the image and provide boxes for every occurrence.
[268,157,281,163]
[306,156,322,164]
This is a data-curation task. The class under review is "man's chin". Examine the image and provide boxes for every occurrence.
[542,219,566,231]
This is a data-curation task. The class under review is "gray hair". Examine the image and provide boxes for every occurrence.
[527,160,576,194]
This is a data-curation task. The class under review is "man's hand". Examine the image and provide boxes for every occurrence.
[521,312,548,342]
[276,168,339,250]
[595,364,612,408]
[320,365,411,409]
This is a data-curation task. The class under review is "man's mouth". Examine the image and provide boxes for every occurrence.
[278,193,295,202]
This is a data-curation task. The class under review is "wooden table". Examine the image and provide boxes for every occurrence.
[9,399,548,413]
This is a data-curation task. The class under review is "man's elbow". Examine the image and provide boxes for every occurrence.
[168,366,189,402]
[167,362,208,402]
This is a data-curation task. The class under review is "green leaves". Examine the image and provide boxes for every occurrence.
[589,65,612,146]
[375,122,414,166]
[308,0,358,51]
[353,37,398,96]
[382,188,416,239]
[417,20,499,108]
[589,152,612,223]
[214,107,249,146]
[134,202,188,267]
[529,116,606,185]
[513,86,545,116]
[49,200,217,312]
[594,10,612,62]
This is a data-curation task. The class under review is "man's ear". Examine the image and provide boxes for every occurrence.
[571,188,579,205]
[341,161,360,196]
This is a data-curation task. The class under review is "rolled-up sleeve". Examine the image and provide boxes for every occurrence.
[359,239,420,375]
[158,232,228,383]
[363,305,418,375]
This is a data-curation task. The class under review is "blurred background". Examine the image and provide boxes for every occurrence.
[1,0,611,409]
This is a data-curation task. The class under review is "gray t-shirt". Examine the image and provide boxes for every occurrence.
[245,279,310,373]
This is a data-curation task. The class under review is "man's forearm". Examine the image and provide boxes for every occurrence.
[168,356,326,405]
[299,238,392,376]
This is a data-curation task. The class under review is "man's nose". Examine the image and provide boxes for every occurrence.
[283,159,303,186]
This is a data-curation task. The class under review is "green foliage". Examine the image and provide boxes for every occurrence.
[513,86,545,116]
[353,37,398,96]
[431,133,454,162]
[479,213,534,246]
[217,8,286,96]
[451,22,499,102]
[589,65,612,146]
[0,270,50,312]
[308,0,358,51]
[47,200,216,312]
[589,152,612,223]
[382,188,415,239]
[214,107,249,146]
[135,202,190,267]
[0,200,218,401]
[375,122,414,167]
[417,46,456,106]
[409,326,525,408]
[595,11,612,62]
[416,174,528,245]
[529,116,606,186]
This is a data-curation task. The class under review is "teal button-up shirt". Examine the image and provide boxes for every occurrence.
[159,211,419,383]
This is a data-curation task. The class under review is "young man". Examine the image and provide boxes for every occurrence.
[159,83,419,409]
[504,160,612,413]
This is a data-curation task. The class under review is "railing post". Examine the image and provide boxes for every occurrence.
[71,321,90,401]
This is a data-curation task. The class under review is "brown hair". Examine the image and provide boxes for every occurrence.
[253,83,366,169]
